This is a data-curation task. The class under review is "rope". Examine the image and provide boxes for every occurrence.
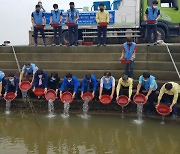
[160,41,180,79]
[11,46,21,73]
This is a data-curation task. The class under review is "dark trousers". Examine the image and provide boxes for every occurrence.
[63,86,79,99]
[119,86,129,98]
[140,87,157,113]
[53,26,62,45]
[102,88,112,95]
[68,25,78,45]
[33,27,46,45]
[160,93,177,116]
[125,61,134,78]
[147,24,157,43]
[83,84,98,98]
[97,26,107,44]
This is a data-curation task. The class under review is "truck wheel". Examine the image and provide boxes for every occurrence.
[62,31,74,45]
[157,27,166,41]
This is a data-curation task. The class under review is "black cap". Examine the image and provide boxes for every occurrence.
[36,4,40,8]
[8,73,15,77]
[66,73,72,78]
[165,83,173,90]
[69,2,74,5]
[37,69,43,75]
[122,75,128,81]
[143,72,150,79]
[85,74,91,80]
[53,4,58,9]
[104,71,111,77]
[152,0,158,5]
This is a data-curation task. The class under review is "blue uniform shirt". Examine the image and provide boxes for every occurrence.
[22,63,38,74]
[0,71,5,82]
[33,71,48,89]
[60,75,80,92]
[81,74,98,92]
[5,77,19,93]
[139,75,158,91]
[66,8,79,24]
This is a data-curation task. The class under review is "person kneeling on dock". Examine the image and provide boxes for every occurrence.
[31,4,46,46]
[99,72,115,100]
[47,72,60,96]
[19,63,38,85]
[32,69,48,93]
[60,73,80,99]
[4,74,19,97]
[116,75,133,103]
[120,38,136,78]
[157,82,180,118]
[136,72,158,115]
[81,74,98,99]
[0,71,5,97]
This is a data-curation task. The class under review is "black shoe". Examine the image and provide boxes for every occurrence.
[154,42,157,45]
[97,44,101,47]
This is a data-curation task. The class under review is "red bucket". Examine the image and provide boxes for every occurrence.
[146,20,157,24]
[133,93,147,105]
[66,23,75,27]
[83,42,94,46]
[45,89,56,101]
[61,92,73,103]
[156,104,171,116]
[117,95,129,107]
[120,59,131,64]
[4,92,16,101]
[82,92,93,102]
[34,88,45,97]
[100,95,112,105]
[99,22,108,27]
[50,23,59,27]
[19,81,31,91]
[35,25,45,29]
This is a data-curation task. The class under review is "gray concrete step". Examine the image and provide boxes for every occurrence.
[0,44,179,53]
[1,69,179,81]
[0,53,179,62]
[1,61,179,72]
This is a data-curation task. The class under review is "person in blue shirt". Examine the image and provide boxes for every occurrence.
[136,72,158,114]
[31,5,46,46]
[4,74,19,97]
[144,0,160,45]
[0,71,5,97]
[19,63,38,85]
[99,72,115,100]
[32,69,48,92]
[50,4,63,46]
[120,38,137,78]
[66,2,79,46]
[81,74,98,98]
[60,73,80,99]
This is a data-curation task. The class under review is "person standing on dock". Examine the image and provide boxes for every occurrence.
[136,72,158,115]
[60,73,80,99]
[144,0,160,46]
[4,74,19,97]
[81,74,98,99]
[66,2,79,46]
[31,4,46,46]
[32,69,48,92]
[99,72,115,100]
[0,71,5,97]
[19,63,38,85]
[50,4,63,46]
[120,38,136,78]
[116,75,133,103]
[96,3,110,47]
[157,82,180,118]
